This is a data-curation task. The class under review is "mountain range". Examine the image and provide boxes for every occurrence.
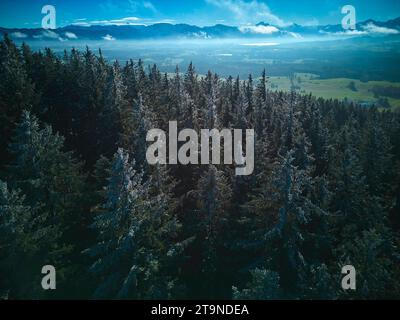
[1,17,400,41]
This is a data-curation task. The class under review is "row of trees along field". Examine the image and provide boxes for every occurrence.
[0,34,400,299]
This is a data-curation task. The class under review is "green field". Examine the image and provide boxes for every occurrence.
[267,73,400,111]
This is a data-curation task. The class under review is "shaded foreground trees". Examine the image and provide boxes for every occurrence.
[0,36,399,299]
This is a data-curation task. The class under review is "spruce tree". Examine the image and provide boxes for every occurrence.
[188,165,232,298]
[0,35,35,167]
[86,149,182,299]
[5,110,87,298]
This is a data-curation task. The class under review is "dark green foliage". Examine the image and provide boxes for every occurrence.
[1,110,88,298]
[0,35,35,168]
[0,181,32,299]
[0,36,399,299]
[233,269,281,300]
[86,149,182,299]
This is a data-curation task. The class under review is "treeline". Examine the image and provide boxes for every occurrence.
[372,85,400,99]
[0,34,400,299]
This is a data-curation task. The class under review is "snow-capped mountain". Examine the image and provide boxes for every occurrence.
[1,17,399,41]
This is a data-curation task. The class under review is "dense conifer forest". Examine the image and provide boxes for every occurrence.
[0,34,399,299]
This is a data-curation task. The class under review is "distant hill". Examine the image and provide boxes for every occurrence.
[1,17,399,41]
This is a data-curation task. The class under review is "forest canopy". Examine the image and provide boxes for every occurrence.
[0,34,399,300]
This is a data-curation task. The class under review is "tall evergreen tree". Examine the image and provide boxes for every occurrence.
[2,110,87,298]
[86,149,182,299]
[0,35,35,167]
[187,165,233,298]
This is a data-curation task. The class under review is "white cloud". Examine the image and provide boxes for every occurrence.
[321,23,399,37]
[240,42,279,46]
[102,34,116,41]
[126,0,158,14]
[121,16,140,21]
[76,16,144,26]
[33,30,60,39]
[190,31,211,39]
[72,22,91,27]
[10,32,28,39]
[206,0,288,26]
[152,19,176,24]
[64,32,78,39]
[286,31,302,39]
[239,25,279,34]
[345,30,368,35]
[142,1,157,14]
[362,23,399,35]
[320,29,368,36]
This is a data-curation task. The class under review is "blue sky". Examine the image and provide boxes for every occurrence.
[0,0,399,28]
